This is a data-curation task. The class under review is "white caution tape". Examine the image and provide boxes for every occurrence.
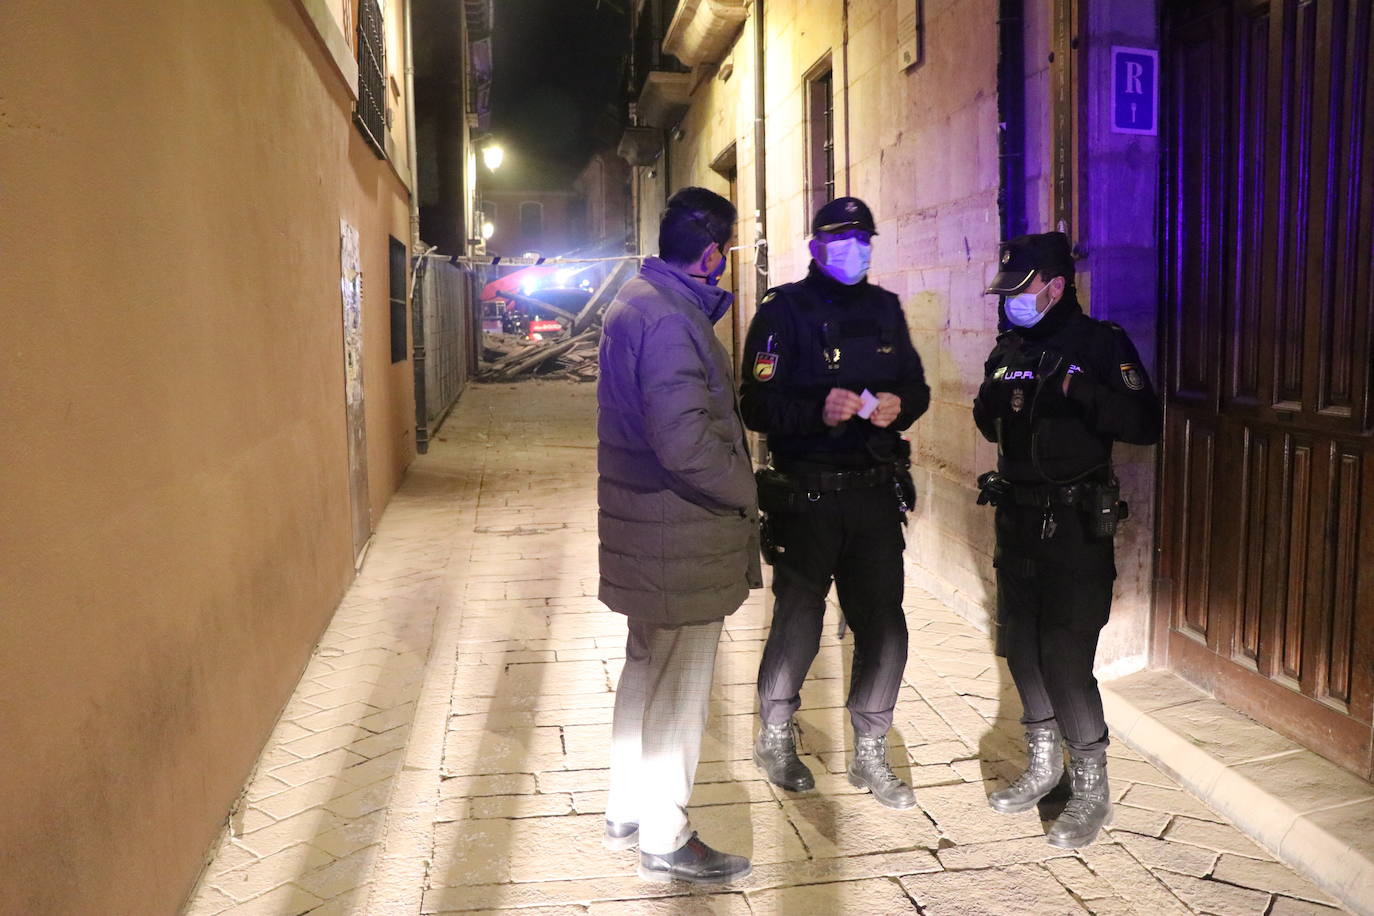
[416,239,761,268]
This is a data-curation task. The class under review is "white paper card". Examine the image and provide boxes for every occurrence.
[858,388,880,420]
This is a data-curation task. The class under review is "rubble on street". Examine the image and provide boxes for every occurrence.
[477,260,636,383]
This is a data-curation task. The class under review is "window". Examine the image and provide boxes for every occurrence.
[805,62,836,219]
[355,0,387,159]
[389,237,408,363]
[520,201,544,240]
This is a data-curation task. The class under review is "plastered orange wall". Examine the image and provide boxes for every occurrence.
[0,1,415,912]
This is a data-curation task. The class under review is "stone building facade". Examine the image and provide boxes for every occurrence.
[624,0,1160,671]
[621,0,1374,779]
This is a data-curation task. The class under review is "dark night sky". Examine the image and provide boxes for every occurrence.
[489,0,628,189]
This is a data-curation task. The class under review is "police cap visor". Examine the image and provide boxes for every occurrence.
[812,197,878,236]
[985,232,1074,295]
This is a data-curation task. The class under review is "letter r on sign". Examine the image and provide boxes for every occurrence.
[1125,61,1144,94]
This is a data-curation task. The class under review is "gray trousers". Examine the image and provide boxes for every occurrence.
[757,486,908,736]
[605,616,723,855]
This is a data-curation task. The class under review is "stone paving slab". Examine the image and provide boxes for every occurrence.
[181,381,1352,915]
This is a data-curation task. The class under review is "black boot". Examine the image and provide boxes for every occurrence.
[847,734,916,809]
[988,725,1065,814]
[638,833,752,884]
[1046,754,1113,848]
[753,720,815,791]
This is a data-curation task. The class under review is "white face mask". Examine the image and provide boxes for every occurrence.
[1004,286,1048,327]
[820,238,871,285]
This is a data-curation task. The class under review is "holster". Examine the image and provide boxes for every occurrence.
[755,467,798,514]
[759,512,781,566]
[755,468,793,566]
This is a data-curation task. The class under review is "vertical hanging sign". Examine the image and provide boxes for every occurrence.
[340,219,372,565]
[1110,47,1159,135]
[1050,0,1083,237]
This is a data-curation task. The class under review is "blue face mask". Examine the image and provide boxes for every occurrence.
[689,247,728,287]
[819,238,872,285]
[690,249,733,323]
[1004,286,1048,327]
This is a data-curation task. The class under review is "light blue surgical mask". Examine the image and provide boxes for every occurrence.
[1004,286,1048,327]
[820,238,871,285]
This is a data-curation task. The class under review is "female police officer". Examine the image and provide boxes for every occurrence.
[973,232,1160,848]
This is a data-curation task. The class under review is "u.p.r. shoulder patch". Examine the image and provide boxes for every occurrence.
[1120,363,1144,390]
[753,352,779,381]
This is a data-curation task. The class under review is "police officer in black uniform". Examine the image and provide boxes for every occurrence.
[973,231,1161,848]
[741,197,930,809]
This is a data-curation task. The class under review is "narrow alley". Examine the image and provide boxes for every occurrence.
[182,381,1343,916]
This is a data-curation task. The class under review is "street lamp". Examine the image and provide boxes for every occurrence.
[482,144,504,171]
[481,221,496,240]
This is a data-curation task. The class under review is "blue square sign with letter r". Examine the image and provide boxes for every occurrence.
[1111,46,1159,136]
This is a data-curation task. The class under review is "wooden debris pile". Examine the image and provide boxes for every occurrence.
[479,328,599,382]
[477,259,635,384]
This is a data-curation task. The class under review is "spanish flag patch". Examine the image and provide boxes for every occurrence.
[753,352,779,381]
[1120,363,1144,391]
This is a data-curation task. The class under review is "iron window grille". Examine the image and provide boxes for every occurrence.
[389,237,408,363]
[806,64,836,220]
[355,0,387,159]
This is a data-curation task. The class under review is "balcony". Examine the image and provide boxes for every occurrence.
[636,70,693,128]
[617,126,664,167]
[662,0,748,68]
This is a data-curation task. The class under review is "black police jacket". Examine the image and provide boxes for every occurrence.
[972,291,1161,484]
[739,263,930,468]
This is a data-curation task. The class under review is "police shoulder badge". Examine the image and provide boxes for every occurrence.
[1120,363,1144,391]
[753,352,779,381]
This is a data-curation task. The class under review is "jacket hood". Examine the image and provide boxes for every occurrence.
[641,257,735,324]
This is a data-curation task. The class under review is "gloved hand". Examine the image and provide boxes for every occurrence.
[976,470,1012,506]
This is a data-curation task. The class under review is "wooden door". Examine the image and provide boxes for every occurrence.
[1158,0,1374,777]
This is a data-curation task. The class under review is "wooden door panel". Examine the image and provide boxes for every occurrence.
[1316,2,1373,425]
[1224,8,1271,411]
[1268,432,1315,686]
[1166,4,1227,409]
[1167,414,1218,643]
[1267,0,1318,413]
[1317,443,1362,709]
[1231,423,1271,668]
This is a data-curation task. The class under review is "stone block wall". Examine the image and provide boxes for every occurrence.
[637,0,1163,673]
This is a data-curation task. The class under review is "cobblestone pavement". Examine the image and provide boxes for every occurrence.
[184,381,1347,916]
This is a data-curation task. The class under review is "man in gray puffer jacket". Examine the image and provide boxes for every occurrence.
[598,187,761,885]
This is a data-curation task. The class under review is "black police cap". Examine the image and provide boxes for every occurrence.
[985,231,1075,295]
[811,197,878,236]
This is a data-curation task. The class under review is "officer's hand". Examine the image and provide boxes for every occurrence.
[1061,364,1090,396]
[823,388,864,426]
[870,392,903,428]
